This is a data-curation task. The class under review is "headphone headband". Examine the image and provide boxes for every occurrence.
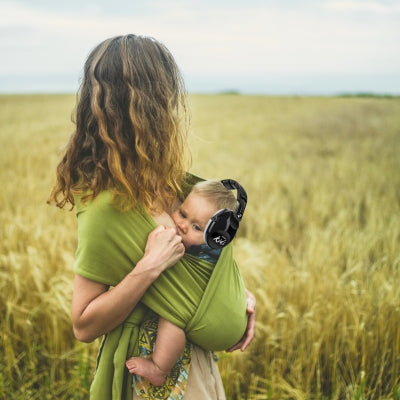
[220,179,247,220]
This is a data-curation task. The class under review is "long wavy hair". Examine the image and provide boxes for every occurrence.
[49,34,190,212]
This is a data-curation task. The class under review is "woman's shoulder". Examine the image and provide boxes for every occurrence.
[74,191,114,215]
[181,173,204,198]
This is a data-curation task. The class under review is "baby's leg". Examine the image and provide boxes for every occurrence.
[153,317,186,372]
[126,317,186,386]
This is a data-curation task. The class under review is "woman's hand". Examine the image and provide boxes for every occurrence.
[140,225,185,274]
[226,289,256,352]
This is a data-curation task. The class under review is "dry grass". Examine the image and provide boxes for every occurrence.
[1,94,399,399]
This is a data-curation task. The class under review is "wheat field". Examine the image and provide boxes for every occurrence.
[0,94,399,399]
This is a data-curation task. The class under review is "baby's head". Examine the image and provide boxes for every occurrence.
[171,180,238,249]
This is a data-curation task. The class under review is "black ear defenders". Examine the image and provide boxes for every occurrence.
[204,179,248,249]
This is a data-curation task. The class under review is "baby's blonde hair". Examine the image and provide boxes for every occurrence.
[191,180,238,212]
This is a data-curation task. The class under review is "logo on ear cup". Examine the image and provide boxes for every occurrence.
[211,235,228,247]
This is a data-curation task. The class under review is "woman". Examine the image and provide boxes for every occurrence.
[49,34,256,400]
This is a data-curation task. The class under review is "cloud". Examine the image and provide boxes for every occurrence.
[0,0,399,93]
[326,0,400,13]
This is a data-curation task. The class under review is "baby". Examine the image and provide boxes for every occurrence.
[126,180,239,386]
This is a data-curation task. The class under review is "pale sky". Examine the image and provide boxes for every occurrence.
[1,0,399,95]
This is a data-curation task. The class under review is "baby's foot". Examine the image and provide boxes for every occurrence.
[126,357,167,386]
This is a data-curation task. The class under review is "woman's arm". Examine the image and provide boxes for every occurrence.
[72,225,184,343]
[226,289,256,352]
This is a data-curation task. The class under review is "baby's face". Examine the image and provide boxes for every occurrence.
[171,192,216,248]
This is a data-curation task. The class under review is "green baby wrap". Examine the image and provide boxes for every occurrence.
[74,179,247,399]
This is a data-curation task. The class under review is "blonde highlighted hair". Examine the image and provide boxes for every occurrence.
[49,34,190,212]
[191,180,238,212]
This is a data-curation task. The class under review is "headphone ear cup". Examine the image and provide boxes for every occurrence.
[204,209,235,249]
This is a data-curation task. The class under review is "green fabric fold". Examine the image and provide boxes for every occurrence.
[74,177,247,400]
